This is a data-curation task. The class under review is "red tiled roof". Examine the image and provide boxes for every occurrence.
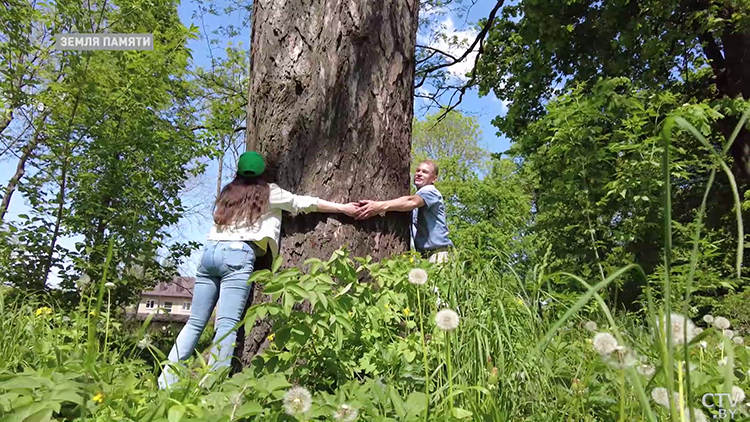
[142,277,195,299]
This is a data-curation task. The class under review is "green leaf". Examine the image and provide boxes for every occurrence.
[451,407,473,419]
[236,401,263,418]
[272,256,283,273]
[404,391,427,417]
[167,405,185,422]
[389,387,406,418]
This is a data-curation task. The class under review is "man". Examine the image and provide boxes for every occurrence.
[354,159,453,263]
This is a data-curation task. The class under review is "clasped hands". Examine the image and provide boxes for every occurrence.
[340,200,387,220]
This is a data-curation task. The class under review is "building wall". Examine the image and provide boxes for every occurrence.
[136,296,193,317]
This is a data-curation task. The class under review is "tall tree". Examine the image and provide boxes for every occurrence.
[475,0,750,179]
[240,0,420,361]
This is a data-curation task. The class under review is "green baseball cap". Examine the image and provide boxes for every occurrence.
[237,151,265,177]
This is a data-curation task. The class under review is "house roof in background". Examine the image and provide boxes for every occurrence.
[141,277,195,299]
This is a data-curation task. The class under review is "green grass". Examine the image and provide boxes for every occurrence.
[0,108,749,421]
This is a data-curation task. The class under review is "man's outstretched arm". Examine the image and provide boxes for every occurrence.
[353,195,425,220]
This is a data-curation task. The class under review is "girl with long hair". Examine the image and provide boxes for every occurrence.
[158,151,358,388]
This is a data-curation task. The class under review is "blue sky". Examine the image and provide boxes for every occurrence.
[1,0,511,281]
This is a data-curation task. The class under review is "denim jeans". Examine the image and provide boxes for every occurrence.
[158,240,257,389]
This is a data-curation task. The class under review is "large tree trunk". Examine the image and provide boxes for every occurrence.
[703,23,750,178]
[238,0,419,365]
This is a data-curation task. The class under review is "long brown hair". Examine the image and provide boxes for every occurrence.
[213,175,271,226]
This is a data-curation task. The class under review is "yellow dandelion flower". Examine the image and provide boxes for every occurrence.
[267,333,275,342]
[403,307,411,317]
[348,311,354,317]
[515,297,524,306]
[409,256,415,263]
[92,392,104,404]
[384,303,390,310]
[35,306,53,317]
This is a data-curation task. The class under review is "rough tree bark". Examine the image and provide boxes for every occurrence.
[700,19,750,178]
[236,0,420,366]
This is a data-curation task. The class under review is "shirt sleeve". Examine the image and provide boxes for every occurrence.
[269,184,320,216]
[415,185,441,208]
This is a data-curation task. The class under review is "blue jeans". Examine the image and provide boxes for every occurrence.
[158,241,257,389]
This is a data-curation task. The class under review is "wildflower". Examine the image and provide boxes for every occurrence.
[137,335,152,349]
[35,307,53,317]
[283,386,312,415]
[92,392,105,404]
[732,386,746,404]
[637,365,656,377]
[713,317,730,330]
[683,407,708,422]
[408,268,428,285]
[702,315,714,324]
[104,282,115,288]
[699,341,707,349]
[347,311,353,317]
[409,256,415,263]
[267,333,275,342]
[403,307,411,317]
[659,313,696,345]
[592,332,619,355]
[571,378,584,393]
[435,309,460,331]
[733,336,744,345]
[651,387,679,409]
[333,403,358,422]
[584,321,598,332]
[718,357,729,366]
[723,329,735,339]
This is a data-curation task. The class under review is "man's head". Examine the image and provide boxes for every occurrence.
[414,159,439,189]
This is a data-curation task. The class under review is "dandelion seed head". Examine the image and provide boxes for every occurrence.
[702,315,714,324]
[408,268,428,285]
[713,317,731,330]
[333,403,358,422]
[694,327,703,335]
[723,329,735,339]
[684,407,708,422]
[104,282,115,288]
[137,335,152,349]
[659,313,696,345]
[637,365,656,377]
[606,346,637,369]
[732,386,746,404]
[283,386,312,415]
[584,321,598,332]
[733,336,744,345]
[699,341,707,349]
[651,387,679,408]
[76,274,91,287]
[435,309,459,331]
[592,332,619,355]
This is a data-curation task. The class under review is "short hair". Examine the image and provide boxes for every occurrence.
[419,159,439,177]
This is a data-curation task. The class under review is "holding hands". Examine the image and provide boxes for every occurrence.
[352,200,386,220]
[336,194,423,220]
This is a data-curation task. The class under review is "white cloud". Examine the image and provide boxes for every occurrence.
[426,16,480,81]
